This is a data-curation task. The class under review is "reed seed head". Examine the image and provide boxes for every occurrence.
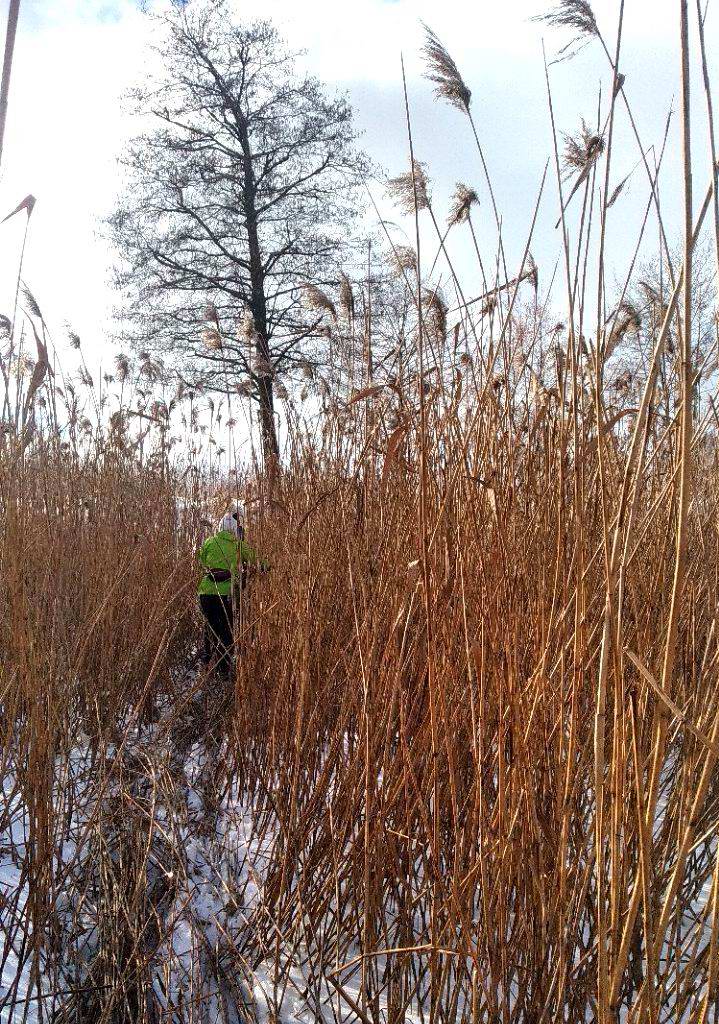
[533,0,599,40]
[339,273,355,322]
[303,283,337,321]
[22,285,43,321]
[114,353,130,382]
[447,183,479,227]
[203,328,223,351]
[422,23,472,112]
[253,352,274,377]
[387,160,432,215]
[607,172,630,208]
[562,120,605,179]
[392,245,418,276]
[422,287,448,340]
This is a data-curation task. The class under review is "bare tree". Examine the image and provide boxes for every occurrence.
[610,242,718,423]
[109,0,369,462]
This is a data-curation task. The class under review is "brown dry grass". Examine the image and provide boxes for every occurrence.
[2,0,719,1020]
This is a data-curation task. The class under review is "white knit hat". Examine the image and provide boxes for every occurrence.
[218,503,246,535]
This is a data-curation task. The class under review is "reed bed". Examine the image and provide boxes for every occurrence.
[233,388,719,1022]
[5,307,718,1019]
[2,1,719,1020]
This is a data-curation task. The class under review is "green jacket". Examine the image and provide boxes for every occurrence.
[197,529,266,597]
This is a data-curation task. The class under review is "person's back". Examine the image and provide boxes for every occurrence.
[198,530,242,598]
[197,504,267,675]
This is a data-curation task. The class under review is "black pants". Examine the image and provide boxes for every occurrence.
[199,594,234,674]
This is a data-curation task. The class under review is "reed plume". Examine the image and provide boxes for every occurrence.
[338,272,355,322]
[203,328,223,351]
[387,160,431,214]
[447,183,479,226]
[422,286,448,340]
[114,353,130,382]
[303,283,337,321]
[534,0,599,40]
[562,119,605,178]
[22,284,43,320]
[422,23,472,112]
[392,244,418,276]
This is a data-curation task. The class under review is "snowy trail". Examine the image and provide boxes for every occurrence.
[0,676,393,1024]
[1,772,32,1022]
[2,681,267,1023]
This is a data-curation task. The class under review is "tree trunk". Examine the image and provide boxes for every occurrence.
[256,372,278,467]
[234,105,279,466]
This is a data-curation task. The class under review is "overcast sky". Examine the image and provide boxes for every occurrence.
[0,0,717,378]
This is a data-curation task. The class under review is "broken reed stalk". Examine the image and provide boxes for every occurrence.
[0,0,21,173]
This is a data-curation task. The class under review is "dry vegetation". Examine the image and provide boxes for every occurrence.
[2,1,719,1021]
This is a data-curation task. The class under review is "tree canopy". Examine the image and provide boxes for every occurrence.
[109,0,370,459]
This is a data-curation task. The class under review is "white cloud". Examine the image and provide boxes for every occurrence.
[0,0,146,358]
[0,0,716,378]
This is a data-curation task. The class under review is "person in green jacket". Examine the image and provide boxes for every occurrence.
[197,503,267,675]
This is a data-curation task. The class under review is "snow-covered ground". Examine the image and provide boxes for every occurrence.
[0,677,414,1024]
[1,771,31,1022]
[2,674,717,1023]
[1,683,267,1023]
